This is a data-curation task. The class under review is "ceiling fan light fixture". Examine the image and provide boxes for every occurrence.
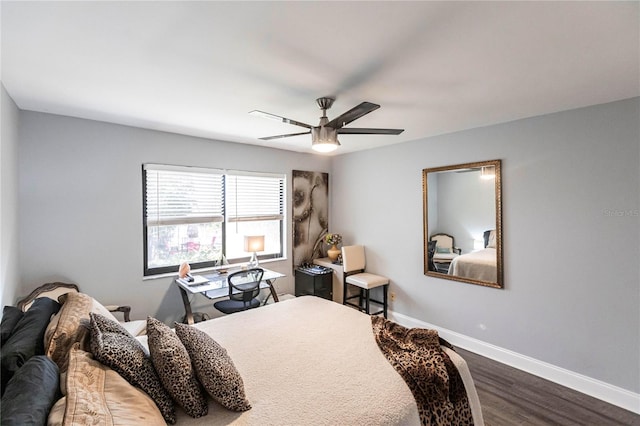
[311,126,340,153]
[252,97,403,150]
[312,141,340,153]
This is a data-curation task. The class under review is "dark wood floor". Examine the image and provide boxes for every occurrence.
[456,348,640,426]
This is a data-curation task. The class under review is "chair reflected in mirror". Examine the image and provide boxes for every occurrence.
[214,268,264,314]
[430,233,461,273]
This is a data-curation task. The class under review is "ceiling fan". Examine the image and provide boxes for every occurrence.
[249,97,404,153]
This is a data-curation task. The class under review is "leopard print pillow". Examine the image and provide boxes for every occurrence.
[174,322,251,412]
[89,313,176,424]
[147,317,208,418]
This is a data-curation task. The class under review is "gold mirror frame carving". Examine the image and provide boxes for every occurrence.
[422,159,503,288]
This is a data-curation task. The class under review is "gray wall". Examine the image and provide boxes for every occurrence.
[330,98,640,393]
[1,84,20,309]
[9,94,640,396]
[17,111,330,324]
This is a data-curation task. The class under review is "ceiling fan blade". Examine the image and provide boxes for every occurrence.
[249,110,313,129]
[259,131,311,141]
[337,128,404,135]
[325,102,380,129]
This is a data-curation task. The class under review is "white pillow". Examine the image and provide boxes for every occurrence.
[487,230,497,248]
[91,299,119,323]
[121,320,147,337]
[92,299,147,336]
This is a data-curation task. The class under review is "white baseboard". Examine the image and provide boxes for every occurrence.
[389,311,640,415]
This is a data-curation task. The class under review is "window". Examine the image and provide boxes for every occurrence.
[143,164,284,276]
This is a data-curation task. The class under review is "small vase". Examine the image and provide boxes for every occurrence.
[327,244,341,261]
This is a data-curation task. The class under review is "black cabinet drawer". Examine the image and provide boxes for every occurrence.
[295,269,333,301]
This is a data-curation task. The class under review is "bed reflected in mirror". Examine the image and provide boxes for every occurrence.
[422,160,503,288]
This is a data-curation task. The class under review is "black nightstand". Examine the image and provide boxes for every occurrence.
[295,266,333,301]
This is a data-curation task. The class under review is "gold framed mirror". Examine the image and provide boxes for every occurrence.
[422,159,503,288]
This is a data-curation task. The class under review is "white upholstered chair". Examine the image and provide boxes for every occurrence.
[341,245,389,318]
[430,233,461,263]
[16,282,146,336]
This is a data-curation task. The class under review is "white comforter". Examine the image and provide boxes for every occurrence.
[141,296,483,425]
[449,248,497,282]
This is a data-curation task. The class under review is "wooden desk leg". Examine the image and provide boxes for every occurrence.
[178,286,194,325]
[262,279,280,305]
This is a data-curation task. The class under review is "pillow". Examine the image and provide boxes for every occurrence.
[1,365,9,396]
[0,306,23,393]
[90,298,120,322]
[121,320,147,337]
[48,346,166,426]
[1,306,24,345]
[89,313,176,424]
[47,396,66,425]
[147,317,208,418]
[175,322,251,412]
[0,355,60,426]
[90,297,150,337]
[487,230,497,248]
[435,247,451,254]
[1,297,60,376]
[43,292,93,372]
[55,292,117,322]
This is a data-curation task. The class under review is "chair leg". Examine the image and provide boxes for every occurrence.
[365,289,370,314]
[343,274,348,305]
[383,284,388,319]
[359,288,364,311]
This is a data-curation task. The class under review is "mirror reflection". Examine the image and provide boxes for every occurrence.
[422,160,503,288]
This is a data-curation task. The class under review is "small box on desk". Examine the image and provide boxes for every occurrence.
[295,265,333,301]
[176,275,209,287]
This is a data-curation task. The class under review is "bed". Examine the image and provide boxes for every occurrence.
[149,296,484,425]
[448,247,497,282]
[3,284,483,425]
[448,229,497,282]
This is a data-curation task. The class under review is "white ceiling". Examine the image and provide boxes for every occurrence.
[1,1,638,155]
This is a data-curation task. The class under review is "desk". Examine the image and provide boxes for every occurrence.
[313,258,344,303]
[176,268,285,324]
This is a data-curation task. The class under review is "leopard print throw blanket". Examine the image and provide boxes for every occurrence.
[371,316,474,426]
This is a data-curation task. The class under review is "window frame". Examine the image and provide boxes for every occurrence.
[143,164,285,277]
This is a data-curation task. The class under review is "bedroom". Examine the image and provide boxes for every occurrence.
[1,1,639,423]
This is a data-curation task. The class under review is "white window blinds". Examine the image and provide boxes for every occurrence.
[226,172,284,222]
[144,165,224,226]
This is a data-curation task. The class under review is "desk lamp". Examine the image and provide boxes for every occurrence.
[244,235,265,268]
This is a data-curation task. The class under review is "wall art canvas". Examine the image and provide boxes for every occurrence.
[292,170,328,269]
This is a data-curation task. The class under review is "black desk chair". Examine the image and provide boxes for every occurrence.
[214,268,264,314]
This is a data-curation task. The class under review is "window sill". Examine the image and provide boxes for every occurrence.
[142,257,288,281]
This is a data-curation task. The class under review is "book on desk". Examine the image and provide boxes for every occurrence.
[176,272,232,294]
[176,274,210,287]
